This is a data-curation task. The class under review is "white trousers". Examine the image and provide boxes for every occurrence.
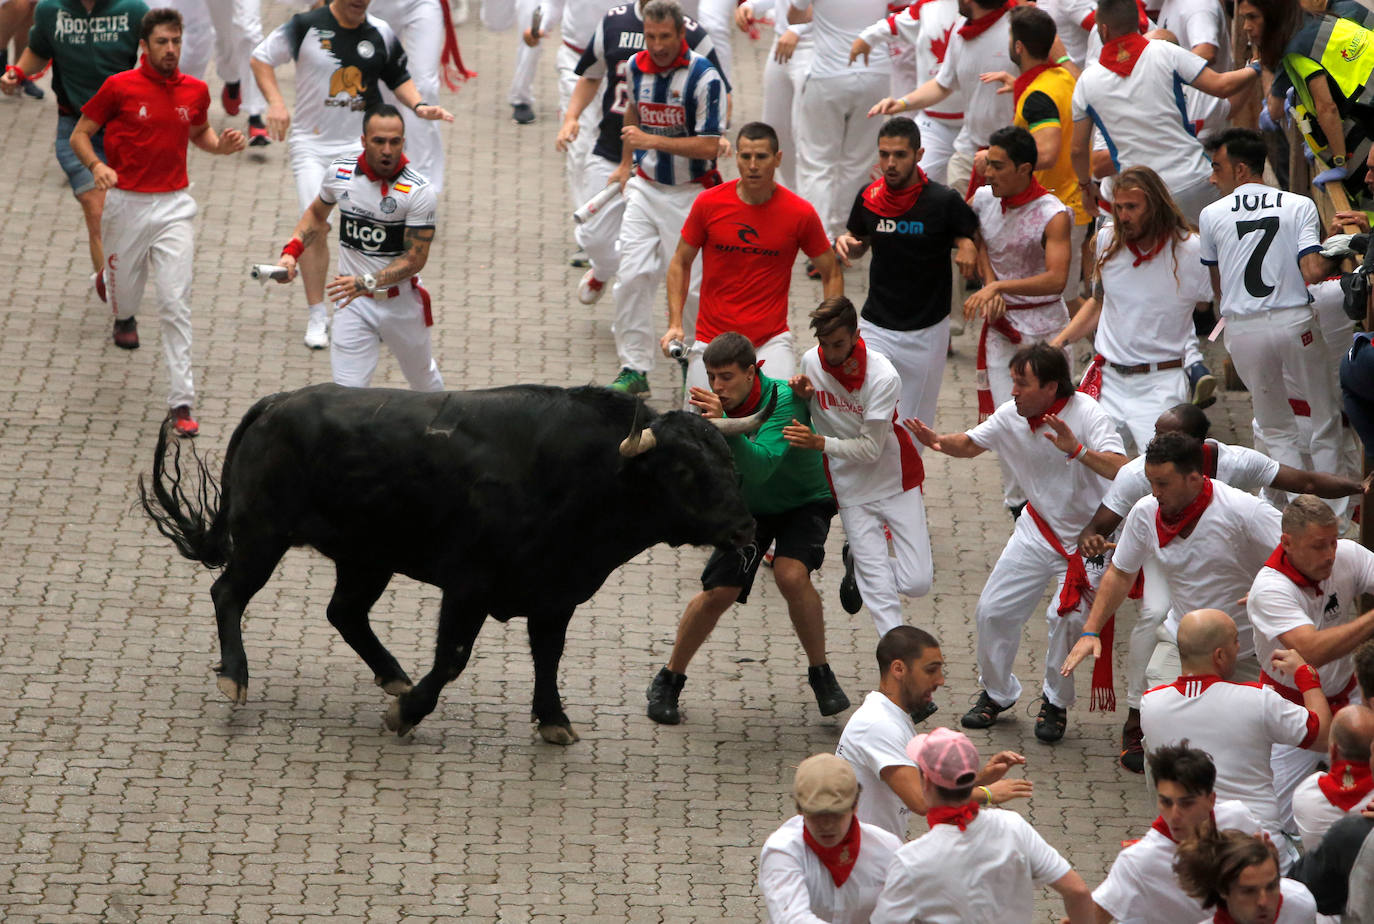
[1125,557,1172,709]
[794,70,891,238]
[172,0,267,116]
[1172,174,1221,228]
[860,317,949,429]
[690,0,737,87]
[372,0,446,193]
[686,330,796,395]
[103,188,198,410]
[946,148,974,201]
[507,0,543,106]
[761,38,814,191]
[482,0,516,30]
[330,287,444,391]
[1097,365,1189,455]
[557,42,597,211]
[1227,307,1345,516]
[840,488,934,636]
[975,511,1103,709]
[576,154,625,284]
[914,113,960,187]
[613,176,702,374]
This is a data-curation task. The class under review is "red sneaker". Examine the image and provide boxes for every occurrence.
[221,82,241,116]
[170,405,199,438]
[248,120,270,147]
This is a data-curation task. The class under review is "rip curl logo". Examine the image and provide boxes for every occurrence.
[734,223,760,245]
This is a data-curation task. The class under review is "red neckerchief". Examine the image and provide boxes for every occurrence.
[1012,62,1060,107]
[1127,234,1170,267]
[1150,810,1217,843]
[356,152,410,196]
[634,40,690,74]
[1025,394,1069,432]
[1078,354,1105,400]
[1156,477,1213,547]
[1263,544,1325,598]
[1318,760,1374,811]
[1214,896,1282,924]
[138,53,184,86]
[802,816,862,887]
[1000,177,1051,213]
[1099,33,1149,78]
[861,168,929,218]
[820,339,868,393]
[728,373,765,418]
[927,802,980,831]
[957,0,1015,41]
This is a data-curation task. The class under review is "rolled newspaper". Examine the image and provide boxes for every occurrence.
[250,264,290,282]
[573,184,621,224]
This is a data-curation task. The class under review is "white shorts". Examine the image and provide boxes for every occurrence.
[290,143,361,216]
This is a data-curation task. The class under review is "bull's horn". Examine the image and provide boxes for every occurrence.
[619,429,657,457]
[708,386,779,436]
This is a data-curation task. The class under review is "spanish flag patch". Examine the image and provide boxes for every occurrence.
[394,182,412,194]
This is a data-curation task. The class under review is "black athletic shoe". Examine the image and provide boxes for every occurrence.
[512,102,536,124]
[808,664,851,716]
[646,667,686,725]
[910,700,938,724]
[961,690,1012,729]
[1034,697,1068,743]
[1120,721,1145,773]
[839,542,863,615]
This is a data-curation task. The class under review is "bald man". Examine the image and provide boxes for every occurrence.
[1291,706,1374,851]
[1140,608,1333,871]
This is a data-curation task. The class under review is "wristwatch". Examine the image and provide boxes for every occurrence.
[1333,155,1348,167]
[360,272,378,293]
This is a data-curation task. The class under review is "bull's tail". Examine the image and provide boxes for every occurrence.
[137,395,272,569]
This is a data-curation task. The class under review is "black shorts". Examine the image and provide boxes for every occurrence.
[700,499,837,604]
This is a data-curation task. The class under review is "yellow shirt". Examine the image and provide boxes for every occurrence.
[1014,64,1090,226]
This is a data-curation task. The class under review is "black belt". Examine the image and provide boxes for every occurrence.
[1110,359,1183,375]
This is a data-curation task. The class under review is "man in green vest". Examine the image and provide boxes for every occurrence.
[645,330,851,726]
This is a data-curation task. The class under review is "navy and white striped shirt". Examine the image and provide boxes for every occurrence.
[627,48,723,186]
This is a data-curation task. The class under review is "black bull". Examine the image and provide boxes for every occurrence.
[139,383,771,743]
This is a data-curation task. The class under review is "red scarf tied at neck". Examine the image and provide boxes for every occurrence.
[356,152,410,196]
[1127,235,1170,267]
[1151,810,1217,843]
[1025,394,1069,432]
[728,371,766,418]
[634,39,690,74]
[1099,32,1150,78]
[861,168,929,218]
[927,802,981,831]
[1263,544,1325,597]
[821,338,868,393]
[1319,760,1374,811]
[803,816,863,887]
[958,0,1015,40]
[1156,477,1213,547]
[1000,177,1051,213]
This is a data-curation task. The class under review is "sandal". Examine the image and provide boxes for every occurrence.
[1034,697,1068,743]
[961,690,1011,729]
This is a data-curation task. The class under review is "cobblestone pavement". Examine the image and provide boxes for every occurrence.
[0,8,1258,922]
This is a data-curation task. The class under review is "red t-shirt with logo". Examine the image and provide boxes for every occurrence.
[82,56,210,193]
[681,181,831,346]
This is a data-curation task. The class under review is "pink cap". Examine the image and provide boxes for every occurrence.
[906,727,980,790]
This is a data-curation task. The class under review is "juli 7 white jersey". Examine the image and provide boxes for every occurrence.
[1198,182,1322,318]
[317,155,436,278]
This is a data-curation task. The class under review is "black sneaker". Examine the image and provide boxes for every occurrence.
[1120,721,1145,773]
[512,102,536,124]
[646,667,686,725]
[1034,697,1068,743]
[910,700,938,724]
[807,664,850,716]
[961,690,1012,729]
[839,542,863,615]
[113,317,139,350]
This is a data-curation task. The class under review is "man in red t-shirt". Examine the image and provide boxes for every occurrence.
[70,7,246,438]
[661,121,841,399]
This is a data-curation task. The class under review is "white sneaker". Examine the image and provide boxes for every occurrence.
[577,269,607,305]
[304,306,329,349]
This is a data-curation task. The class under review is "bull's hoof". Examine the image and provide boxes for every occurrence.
[216,676,248,705]
[383,700,414,737]
[537,723,579,745]
[375,676,413,696]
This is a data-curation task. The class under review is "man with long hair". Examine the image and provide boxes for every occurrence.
[1174,829,1318,923]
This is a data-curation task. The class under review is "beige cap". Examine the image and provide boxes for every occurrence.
[793,754,858,814]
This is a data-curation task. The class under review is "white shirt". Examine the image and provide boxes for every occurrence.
[1292,766,1374,851]
[836,692,917,839]
[967,393,1124,547]
[1103,442,1280,517]
[1039,0,1096,69]
[1093,799,1262,924]
[1140,675,1318,836]
[935,12,1014,154]
[787,0,890,79]
[538,0,620,49]
[318,155,437,278]
[859,0,966,116]
[870,808,1073,924]
[1158,0,1231,70]
[1071,41,1212,191]
[1185,82,1231,144]
[759,815,902,924]
[1248,539,1374,698]
[1113,480,1281,658]
[1194,879,1317,924]
[747,0,812,39]
[1094,227,1214,365]
[970,187,1070,309]
[1198,183,1322,318]
[803,346,923,508]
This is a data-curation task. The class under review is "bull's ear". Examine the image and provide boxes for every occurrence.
[619,428,657,457]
